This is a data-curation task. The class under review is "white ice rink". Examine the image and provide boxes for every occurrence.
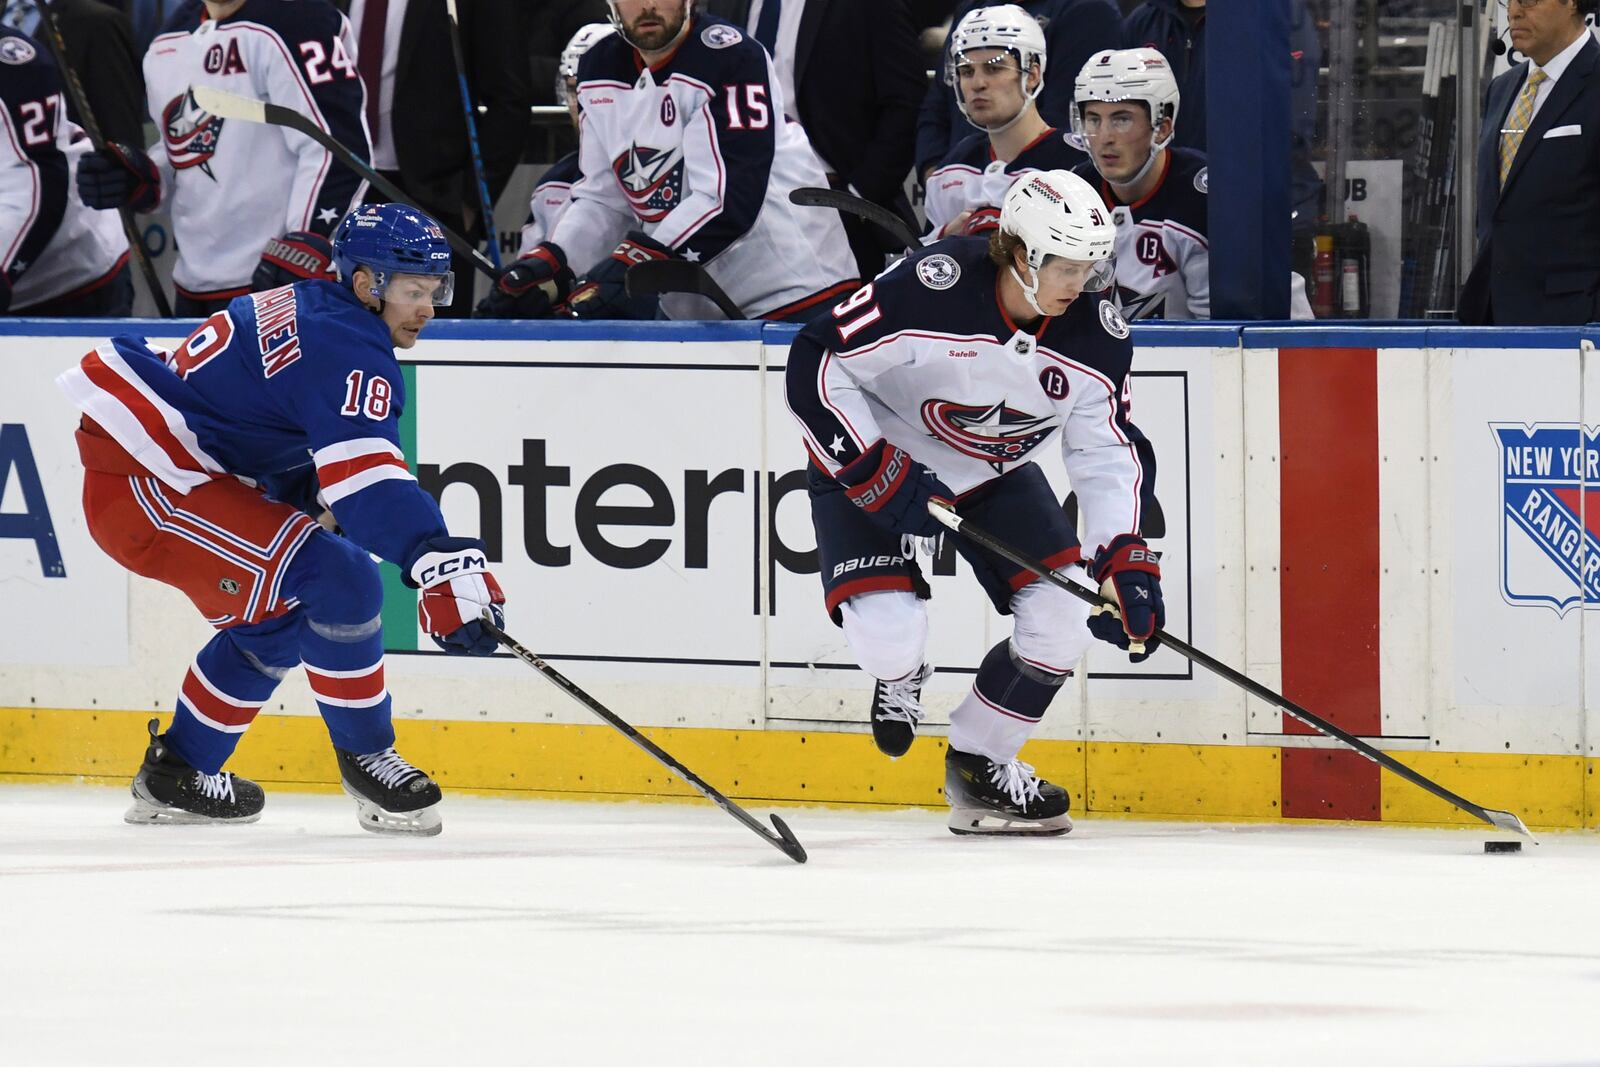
[2,785,1597,1067]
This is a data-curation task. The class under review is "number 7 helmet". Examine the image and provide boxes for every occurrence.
[332,203,455,305]
[944,5,1048,133]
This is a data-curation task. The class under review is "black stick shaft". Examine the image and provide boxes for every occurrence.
[929,504,1532,837]
[443,0,501,269]
[484,621,807,863]
[36,6,172,317]
[789,187,920,251]
[625,260,746,320]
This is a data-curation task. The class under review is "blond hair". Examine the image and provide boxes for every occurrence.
[988,228,1024,270]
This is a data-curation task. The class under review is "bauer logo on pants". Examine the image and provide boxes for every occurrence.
[1493,422,1600,614]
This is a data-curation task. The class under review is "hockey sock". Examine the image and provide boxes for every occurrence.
[165,629,285,775]
[948,639,1068,763]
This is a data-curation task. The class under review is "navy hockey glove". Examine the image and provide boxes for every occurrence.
[836,439,954,539]
[76,142,160,212]
[253,231,336,291]
[405,536,506,656]
[474,243,571,318]
[1088,534,1163,662]
[567,230,672,320]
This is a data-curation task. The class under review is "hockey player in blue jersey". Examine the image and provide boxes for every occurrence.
[56,203,506,836]
[785,171,1163,836]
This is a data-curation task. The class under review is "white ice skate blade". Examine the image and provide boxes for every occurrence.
[123,795,261,826]
[343,784,442,837]
[947,807,1072,837]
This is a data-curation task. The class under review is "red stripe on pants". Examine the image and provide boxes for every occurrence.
[1278,347,1381,820]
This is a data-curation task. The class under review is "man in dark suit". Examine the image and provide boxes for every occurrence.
[1459,0,1600,325]
[336,0,531,316]
[704,0,925,277]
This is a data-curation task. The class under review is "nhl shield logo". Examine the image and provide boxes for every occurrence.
[1493,422,1600,614]
[218,577,241,595]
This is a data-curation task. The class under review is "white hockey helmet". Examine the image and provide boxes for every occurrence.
[605,0,693,52]
[943,5,1047,133]
[999,169,1116,315]
[1069,47,1181,177]
[557,23,616,104]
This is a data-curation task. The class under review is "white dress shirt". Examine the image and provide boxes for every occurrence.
[1524,26,1592,123]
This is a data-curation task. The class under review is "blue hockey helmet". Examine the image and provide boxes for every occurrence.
[333,203,455,305]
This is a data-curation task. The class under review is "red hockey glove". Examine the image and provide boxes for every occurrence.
[406,537,506,656]
[567,230,673,320]
[1088,534,1163,662]
[253,231,337,291]
[836,439,953,538]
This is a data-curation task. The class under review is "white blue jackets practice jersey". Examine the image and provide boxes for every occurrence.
[517,151,580,257]
[144,0,369,299]
[785,238,1147,557]
[922,127,1088,240]
[55,280,447,568]
[554,16,856,318]
[1074,147,1210,321]
[0,30,127,309]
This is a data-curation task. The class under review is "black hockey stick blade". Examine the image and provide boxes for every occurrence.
[925,501,1538,841]
[191,86,499,281]
[625,260,746,320]
[484,620,807,863]
[789,187,920,252]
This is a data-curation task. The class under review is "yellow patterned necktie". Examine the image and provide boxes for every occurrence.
[1499,68,1549,187]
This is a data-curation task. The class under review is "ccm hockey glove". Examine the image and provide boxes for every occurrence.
[567,230,672,320]
[253,231,336,291]
[1088,534,1163,662]
[76,142,160,212]
[475,243,571,318]
[835,439,954,539]
[406,536,506,656]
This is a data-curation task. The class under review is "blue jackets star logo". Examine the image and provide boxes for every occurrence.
[920,398,1056,473]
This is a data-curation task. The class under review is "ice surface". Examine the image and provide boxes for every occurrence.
[2,785,1598,1066]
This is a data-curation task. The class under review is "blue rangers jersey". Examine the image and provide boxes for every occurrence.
[555,16,856,318]
[1073,146,1209,321]
[517,151,580,256]
[923,127,1088,241]
[55,280,447,568]
[785,237,1148,557]
[143,0,369,300]
[0,30,127,309]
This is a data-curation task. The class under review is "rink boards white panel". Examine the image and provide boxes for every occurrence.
[2,320,1598,825]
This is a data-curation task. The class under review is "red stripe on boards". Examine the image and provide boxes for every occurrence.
[1277,347,1381,820]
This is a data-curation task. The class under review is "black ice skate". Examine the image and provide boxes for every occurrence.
[125,718,265,825]
[869,664,934,758]
[335,747,443,836]
[944,748,1072,836]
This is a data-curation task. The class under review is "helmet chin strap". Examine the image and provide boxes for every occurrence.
[1106,124,1173,189]
[982,97,1035,136]
[1009,262,1048,318]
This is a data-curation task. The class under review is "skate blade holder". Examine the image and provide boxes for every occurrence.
[1090,602,1146,656]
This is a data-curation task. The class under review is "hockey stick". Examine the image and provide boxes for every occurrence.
[36,4,172,317]
[624,259,746,319]
[483,620,808,863]
[789,187,920,252]
[926,501,1536,838]
[190,86,500,281]
[443,0,501,269]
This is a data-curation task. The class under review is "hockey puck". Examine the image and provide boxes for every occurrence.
[1484,840,1522,854]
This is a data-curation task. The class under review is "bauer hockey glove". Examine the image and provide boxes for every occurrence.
[836,439,954,539]
[474,243,571,319]
[253,231,337,291]
[567,230,672,320]
[76,142,161,212]
[406,536,506,656]
[1088,534,1163,662]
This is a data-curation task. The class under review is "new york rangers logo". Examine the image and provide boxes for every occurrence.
[613,142,685,221]
[1493,423,1600,614]
[162,89,224,178]
[921,399,1056,473]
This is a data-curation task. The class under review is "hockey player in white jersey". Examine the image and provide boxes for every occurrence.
[510,23,615,261]
[479,0,857,322]
[75,0,368,315]
[0,30,130,316]
[785,171,1163,835]
[922,5,1087,243]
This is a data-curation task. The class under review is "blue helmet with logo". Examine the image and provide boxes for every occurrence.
[333,203,455,304]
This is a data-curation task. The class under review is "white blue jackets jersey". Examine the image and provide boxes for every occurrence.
[55,280,446,568]
[923,127,1088,240]
[554,17,856,318]
[517,151,580,257]
[0,31,127,309]
[144,0,369,299]
[1073,147,1210,321]
[785,238,1147,556]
